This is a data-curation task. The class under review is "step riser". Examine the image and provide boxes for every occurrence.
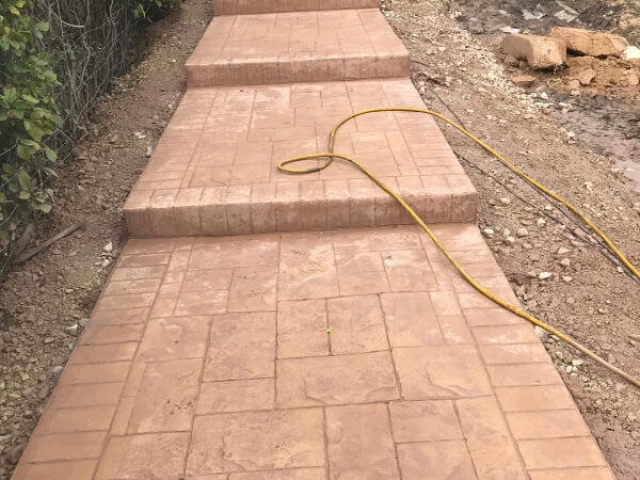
[215,0,380,15]
[187,55,411,87]
[125,190,477,238]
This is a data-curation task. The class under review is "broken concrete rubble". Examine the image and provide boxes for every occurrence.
[578,68,596,85]
[622,46,640,63]
[549,27,629,57]
[566,56,595,69]
[501,33,566,69]
[511,74,537,87]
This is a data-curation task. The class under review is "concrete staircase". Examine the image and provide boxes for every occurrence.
[10,1,617,480]
[124,5,475,237]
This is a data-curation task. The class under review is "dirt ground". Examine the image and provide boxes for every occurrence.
[455,0,640,44]
[384,0,640,478]
[0,1,213,477]
[2,0,640,478]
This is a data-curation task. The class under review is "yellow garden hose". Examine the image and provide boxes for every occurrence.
[278,107,640,389]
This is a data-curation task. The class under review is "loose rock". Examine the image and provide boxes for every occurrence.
[511,75,537,88]
[621,46,640,63]
[65,324,79,337]
[467,17,483,34]
[501,34,567,69]
[549,27,628,57]
[578,68,596,86]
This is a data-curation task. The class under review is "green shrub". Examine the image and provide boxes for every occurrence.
[0,0,180,265]
[134,0,181,21]
[0,0,61,242]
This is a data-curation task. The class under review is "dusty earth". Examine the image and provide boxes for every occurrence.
[384,0,640,478]
[0,0,212,477]
[455,0,640,44]
[2,0,640,478]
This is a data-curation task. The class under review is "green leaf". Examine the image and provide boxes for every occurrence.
[35,203,51,214]
[35,22,49,32]
[19,190,30,200]
[45,147,57,161]
[42,70,57,82]
[9,6,19,15]
[17,171,31,190]
[22,94,39,104]
[0,192,5,203]
[3,87,18,103]
[16,143,32,160]
[23,119,45,142]
[43,167,57,178]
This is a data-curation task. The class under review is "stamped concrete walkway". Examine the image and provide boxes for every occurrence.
[12,0,616,479]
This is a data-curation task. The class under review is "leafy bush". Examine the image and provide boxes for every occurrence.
[135,0,181,21]
[0,0,61,240]
[0,0,180,268]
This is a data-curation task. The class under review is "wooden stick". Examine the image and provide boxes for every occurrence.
[14,222,85,264]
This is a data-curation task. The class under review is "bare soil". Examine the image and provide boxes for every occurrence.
[455,0,640,44]
[384,0,640,478]
[0,1,212,477]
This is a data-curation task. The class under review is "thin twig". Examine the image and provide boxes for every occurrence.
[14,222,84,264]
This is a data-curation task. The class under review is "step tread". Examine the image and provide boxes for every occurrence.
[215,0,380,15]
[186,9,409,86]
[124,79,477,238]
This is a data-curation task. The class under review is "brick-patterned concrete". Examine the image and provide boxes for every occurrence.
[11,0,617,478]
[186,9,409,86]
[12,226,616,480]
[214,0,380,15]
[124,79,476,237]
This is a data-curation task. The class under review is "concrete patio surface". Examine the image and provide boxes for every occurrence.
[12,226,614,480]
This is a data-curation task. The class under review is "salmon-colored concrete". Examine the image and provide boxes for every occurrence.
[215,0,380,15]
[11,226,616,480]
[186,9,409,86]
[124,79,476,238]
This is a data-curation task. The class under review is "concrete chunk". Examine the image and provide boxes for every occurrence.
[549,27,628,57]
[501,34,566,70]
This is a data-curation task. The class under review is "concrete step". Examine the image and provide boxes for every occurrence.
[215,0,380,15]
[11,224,614,480]
[186,9,410,87]
[124,78,477,238]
